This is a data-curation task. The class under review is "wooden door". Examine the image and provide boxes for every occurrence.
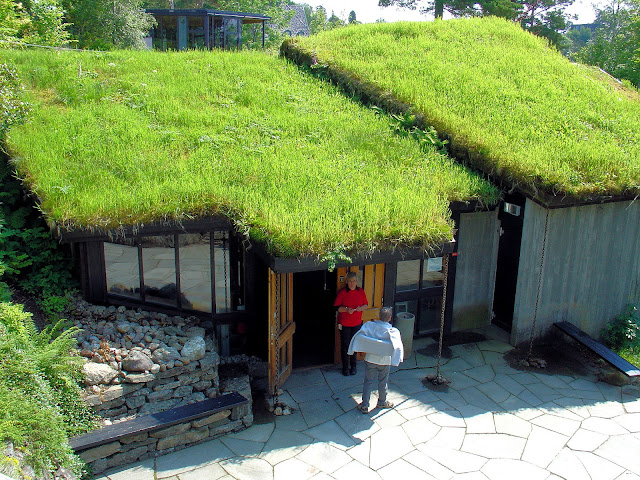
[334,264,386,363]
[268,269,296,394]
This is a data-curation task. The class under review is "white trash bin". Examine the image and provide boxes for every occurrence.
[395,312,415,360]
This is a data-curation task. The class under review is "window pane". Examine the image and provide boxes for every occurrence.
[423,257,444,288]
[396,260,420,292]
[104,240,140,299]
[179,233,212,313]
[214,231,232,313]
[417,296,443,335]
[142,236,177,306]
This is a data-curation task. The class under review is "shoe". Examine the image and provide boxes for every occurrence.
[342,369,349,376]
[350,366,357,375]
[377,400,394,409]
[357,403,369,414]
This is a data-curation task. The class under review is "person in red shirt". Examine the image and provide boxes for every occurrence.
[334,271,369,376]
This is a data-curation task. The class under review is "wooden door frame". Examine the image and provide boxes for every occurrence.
[268,269,296,393]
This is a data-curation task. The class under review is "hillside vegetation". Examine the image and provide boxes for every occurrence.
[282,18,640,202]
[3,49,498,259]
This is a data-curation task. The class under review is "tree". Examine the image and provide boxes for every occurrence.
[0,0,70,46]
[348,9,359,24]
[327,10,345,28]
[573,0,640,86]
[378,0,575,47]
[0,0,30,44]
[64,0,155,49]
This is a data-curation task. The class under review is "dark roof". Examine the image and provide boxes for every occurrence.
[282,4,310,36]
[146,8,269,24]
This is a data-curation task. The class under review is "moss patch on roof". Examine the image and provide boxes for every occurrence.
[3,49,498,258]
[282,17,640,203]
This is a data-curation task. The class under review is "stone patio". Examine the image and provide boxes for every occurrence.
[95,326,640,480]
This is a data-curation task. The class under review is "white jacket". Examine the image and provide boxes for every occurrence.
[347,320,404,367]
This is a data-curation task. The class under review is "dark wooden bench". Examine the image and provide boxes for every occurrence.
[555,321,640,377]
[70,391,248,452]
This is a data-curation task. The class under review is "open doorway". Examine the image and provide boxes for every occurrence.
[292,270,336,368]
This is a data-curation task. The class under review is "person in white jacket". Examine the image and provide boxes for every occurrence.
[348,306,404,413]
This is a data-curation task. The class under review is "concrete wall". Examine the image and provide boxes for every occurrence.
[452,210,500,332]
[512,198,640,346]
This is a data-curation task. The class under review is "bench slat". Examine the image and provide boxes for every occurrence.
[70,391,248,452]
[555,321,640,377]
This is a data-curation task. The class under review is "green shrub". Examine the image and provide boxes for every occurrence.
[0,301,95,476]
[0,63,30,142]
[601,304,640,352]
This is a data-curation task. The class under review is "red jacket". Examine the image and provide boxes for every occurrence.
[334,287,368,327]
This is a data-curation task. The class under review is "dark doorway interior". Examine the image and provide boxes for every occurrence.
[292,270,336,368]
[492,193,526,333]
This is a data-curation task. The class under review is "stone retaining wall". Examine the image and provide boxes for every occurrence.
[80,375,253,475]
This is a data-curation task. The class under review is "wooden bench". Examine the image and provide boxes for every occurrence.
[70,391,248,452]
[554,321,640,377]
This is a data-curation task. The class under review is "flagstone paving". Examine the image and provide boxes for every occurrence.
[96,328,640,480]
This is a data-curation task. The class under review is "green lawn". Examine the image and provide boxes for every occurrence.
[3,49,499,258]
[282,17,640,202]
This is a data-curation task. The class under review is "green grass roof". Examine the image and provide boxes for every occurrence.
[282,17,640,203]
[3,49,498,258]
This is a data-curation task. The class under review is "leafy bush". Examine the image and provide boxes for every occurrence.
[601,304,640,352]
[0,63,30,142]
[0,301,95,477]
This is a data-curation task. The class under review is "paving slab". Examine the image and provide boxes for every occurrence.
[537,401,584,421]
[458,405,496,434]
[100,458,155,480]
[369,425,415,470]
[296,441,352,474]
[573,451,625,480]
[623,397,640,414]
[155,439,235,478]
[480,351,507,366]
[226,422,275,443]
[530,412,581,436]
[458,386,503,411]
[532,372,571,389]
[424,427,466,450]
[219,457,273,480]
[332,460,383,480]
[346,437,371,467]
[332,387,365,413]
[521,425,569,468]
[493,373,526,396]
[288,383,334,403]
[461,433,526,459]
[594,434,640,472]
[431,387,468,407]
[274,408,308,431]
[439,356,474,373]
[596,381,623,402]
[509,372,540,385]
[582,416,630,435]
[569,378,601,392]
[449,344,486,367]
[480,458,548,480]
[441,371,480,390]
[335,408,381,442]
[273,457,318,480]
[588,400,627,419]
[417,445,487,474]
[416,353,440,369]
[462,365,496,384]
[402,416,441,445]
[566,428,608,451]
[516,388,544,407]
[394,389,439,410]
[220,436,264,456]
[378,458,438,480]
[476,340,513,354]
[304,419,358,449]
[283,369,327,390]
[259,429,313,466]
[613,413,640,432]
[452,472,489,479]
[298,397,345,428]
[428,410,467,428]
[476,381,511,404]
[493,412,532,438]
[177,463,227,480]
[404,449,455,480]
[547,448,591,480]
[371,407,407,428]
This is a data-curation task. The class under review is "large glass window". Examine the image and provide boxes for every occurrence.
[179,233,212,313]
[104,239,140,299]
[103,229,243,316]
[142,235,177,307]
[394,257,445,335]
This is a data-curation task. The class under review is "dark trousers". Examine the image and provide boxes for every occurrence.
[340,324,361,371]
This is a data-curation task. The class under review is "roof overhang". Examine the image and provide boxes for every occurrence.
[145,9,270,24]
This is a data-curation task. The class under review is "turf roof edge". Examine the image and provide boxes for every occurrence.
[280,40,639,208]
